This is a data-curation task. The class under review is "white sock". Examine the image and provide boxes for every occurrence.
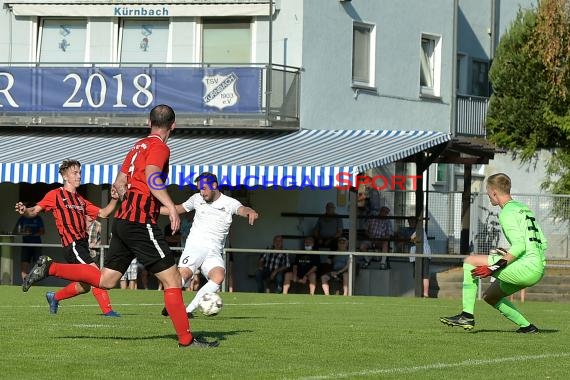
[186,280,220,313]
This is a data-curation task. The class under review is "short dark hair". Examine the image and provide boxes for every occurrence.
[59,159,81,176]
[195,172,218,187]
[149,104,175,129]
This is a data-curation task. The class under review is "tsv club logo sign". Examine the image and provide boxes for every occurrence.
[202,72,239,110]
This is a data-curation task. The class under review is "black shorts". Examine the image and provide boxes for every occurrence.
[105,219,175,275]
[62,239,94,265]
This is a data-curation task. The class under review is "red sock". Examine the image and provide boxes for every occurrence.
[55,282,80,301]
[92,287,113,314]
[164,288,192,345]
[49,263,101,287]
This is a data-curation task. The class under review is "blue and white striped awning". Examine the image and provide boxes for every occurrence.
[0,129,450,187]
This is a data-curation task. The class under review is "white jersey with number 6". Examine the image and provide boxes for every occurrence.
[178,193,242,276]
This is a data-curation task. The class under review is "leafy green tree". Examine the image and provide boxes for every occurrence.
[487,0,570,204]
[487,4,568,161]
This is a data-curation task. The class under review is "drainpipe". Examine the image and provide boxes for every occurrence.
[490,0,497,62]
[266,0,273,126]
[451,0,459,137]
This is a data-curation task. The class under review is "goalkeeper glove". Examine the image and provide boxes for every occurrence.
[489,247,509,256]
[471,259,508,279]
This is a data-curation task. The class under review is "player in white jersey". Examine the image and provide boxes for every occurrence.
[161,172,258,317]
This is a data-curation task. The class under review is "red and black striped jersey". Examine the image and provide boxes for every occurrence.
[115,134,170,224]
[37,187,100,247]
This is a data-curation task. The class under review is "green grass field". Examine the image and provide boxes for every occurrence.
[1,286,569,379]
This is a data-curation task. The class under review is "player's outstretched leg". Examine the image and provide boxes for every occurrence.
[440,312,475,330]
[22,256,53,292]
[493,299,538,333]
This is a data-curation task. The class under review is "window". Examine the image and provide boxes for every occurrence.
[352,22,375,88]
[38,19,87,63]
[202,19,251,64]
[436,164,447,182]
[419,34,441,97]
[119,20,169,64]
[456,53,467,94]
[471,59,489,97]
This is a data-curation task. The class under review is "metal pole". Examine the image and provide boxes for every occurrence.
[348,190,357,296]
[265,0,273,124]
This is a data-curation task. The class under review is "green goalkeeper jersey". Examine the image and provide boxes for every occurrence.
[499,199,547,271]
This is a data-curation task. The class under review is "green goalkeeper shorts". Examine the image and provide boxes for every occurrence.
[488,254,544,295]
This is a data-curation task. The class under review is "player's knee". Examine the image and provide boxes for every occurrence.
[78,282,91,293]
[482,292,500,305]
[179,267,193,282]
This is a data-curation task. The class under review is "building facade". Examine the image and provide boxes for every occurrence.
[0,0,538,292]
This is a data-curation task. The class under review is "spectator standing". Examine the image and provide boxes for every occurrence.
[86,214,102,264]
[14,212,45,282]
[313,202,343,251]
[407,217,432,298]
[120,258,138,290]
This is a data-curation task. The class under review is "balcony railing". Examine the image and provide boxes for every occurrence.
[0,62,301,131]
[455,94,489,137]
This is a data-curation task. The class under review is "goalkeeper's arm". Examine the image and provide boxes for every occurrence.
[471,251,517,279]
[489,247,509,256]
[471,259,507,279]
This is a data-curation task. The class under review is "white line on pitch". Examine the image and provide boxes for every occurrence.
[294,352,570,379]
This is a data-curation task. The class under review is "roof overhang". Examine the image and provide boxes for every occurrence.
[0,129,451,186]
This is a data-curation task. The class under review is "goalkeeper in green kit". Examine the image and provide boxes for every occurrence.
[440,173,547,333]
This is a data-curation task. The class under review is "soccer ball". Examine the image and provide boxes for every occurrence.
[199,292,223,316]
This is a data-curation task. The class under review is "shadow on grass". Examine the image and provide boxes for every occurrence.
[469,329,559,334]
[56,329,253,342]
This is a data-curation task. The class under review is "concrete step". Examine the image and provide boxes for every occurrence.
[436,288,570,302]
[432,264,570,302]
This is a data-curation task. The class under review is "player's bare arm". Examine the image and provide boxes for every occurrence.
[97,198,119,219]
[238,206,259,225]
[145,164,180,232]
[159,204,186,216]
[113,172,128,200]
[14,202,43,218]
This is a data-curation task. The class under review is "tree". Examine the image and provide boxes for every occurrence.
[487,2,570,161]
[487,0,570,201]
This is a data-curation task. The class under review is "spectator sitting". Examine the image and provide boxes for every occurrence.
[283,236,320,295]
[321,237,350,296]
[363,206,393,269]
[361,206,394,269]
[313,202,343,251]
[256,235,291,293]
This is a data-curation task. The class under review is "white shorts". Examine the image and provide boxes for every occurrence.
[178,244,225,280]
